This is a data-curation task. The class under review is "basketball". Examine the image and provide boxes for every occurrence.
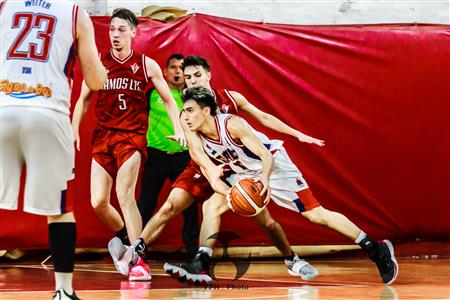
[228,178,267,217]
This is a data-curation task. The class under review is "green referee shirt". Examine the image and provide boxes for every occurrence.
[146,89,188,153]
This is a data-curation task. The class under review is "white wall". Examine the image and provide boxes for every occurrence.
[75,0,450,25]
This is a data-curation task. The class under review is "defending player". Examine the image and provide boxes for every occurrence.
[71,8,185,281]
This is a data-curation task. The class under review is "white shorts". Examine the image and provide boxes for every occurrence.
[0,106,74,215]
[227,148,320,212]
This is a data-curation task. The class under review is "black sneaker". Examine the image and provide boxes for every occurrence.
[163,251,212,285]
[372,240,399,285]
[52,289,80,300]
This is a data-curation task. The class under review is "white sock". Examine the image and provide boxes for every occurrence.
[355,230,367,244]
[198,246,213,257]
[55,272,73,295]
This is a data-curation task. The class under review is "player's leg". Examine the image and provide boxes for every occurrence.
[252,208,318,280]
[90,159,125,240]
[252,208,292,256]
[0,107,23,210]
[200,193,230,250]
[169,152,199,260]
[115,151,142,243]
[20,108,79,299]
[113,187,196,281]
[164,193,230,285]
[302,204,398,284]
[48,213,78,299]
[112,187,197,277]
[138,148,167,225]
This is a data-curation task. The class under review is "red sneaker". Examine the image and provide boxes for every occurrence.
[129,257,151,281]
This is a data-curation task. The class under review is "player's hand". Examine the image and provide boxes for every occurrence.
[73,126,81,151]
[295,132,325,147]
[166,133,188,147]
[254,174,271,204]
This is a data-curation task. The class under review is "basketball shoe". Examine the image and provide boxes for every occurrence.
[285,253,319,281]
[164,250,212,285]
[370,240,398,285]
[129,256,152,281]
[52,289,80,300]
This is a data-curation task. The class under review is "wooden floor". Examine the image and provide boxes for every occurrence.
[1,251,449,300]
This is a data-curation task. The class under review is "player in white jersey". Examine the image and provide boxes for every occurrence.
[0,0,107,299]
[166,86,398,285]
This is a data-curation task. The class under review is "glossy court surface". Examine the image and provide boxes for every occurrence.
[0,244,449,300]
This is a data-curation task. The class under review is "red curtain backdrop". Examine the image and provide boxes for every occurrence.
[1,14,449,249]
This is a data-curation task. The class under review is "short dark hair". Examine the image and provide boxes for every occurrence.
[111,8,138,28]
[166,53,184,67]
[181,55,210,72]
[182,86,217,116]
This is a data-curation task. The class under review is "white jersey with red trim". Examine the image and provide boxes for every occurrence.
[199,113,301,181]
[0,0,78,114]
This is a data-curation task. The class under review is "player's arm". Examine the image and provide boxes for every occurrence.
[181,117,230,195]
[72,81,93,151]
[230,91,325,147]
[227,116,273,200]
[145,57,186,147]
[76,7,107,90]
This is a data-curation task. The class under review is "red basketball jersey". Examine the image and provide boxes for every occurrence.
[214,89,239,114]
[95,49,151,134]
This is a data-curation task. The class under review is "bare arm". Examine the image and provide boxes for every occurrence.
[181,118,230,195]
[145,57,186,147]
[227,116,273,200]
[76,7,107,90]
[230,91,325,147]
[72,81,93,151]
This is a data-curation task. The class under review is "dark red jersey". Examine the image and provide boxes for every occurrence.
[95,49,151,134]
[214,89,239,114]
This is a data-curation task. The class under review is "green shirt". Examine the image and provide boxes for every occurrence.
[146,89,188,153]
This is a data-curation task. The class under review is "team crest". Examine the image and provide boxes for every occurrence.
[131,63,140,74]
[221,104,229,113]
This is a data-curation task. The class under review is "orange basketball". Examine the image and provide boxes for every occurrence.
[228,178,267,217]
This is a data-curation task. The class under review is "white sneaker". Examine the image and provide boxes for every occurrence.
[285,254,319,281]
[52,289,80,300]
[115,245,139,276]
[108,237,127,262]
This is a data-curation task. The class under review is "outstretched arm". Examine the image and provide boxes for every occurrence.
[230,91,325,147]
[145,57,187,147]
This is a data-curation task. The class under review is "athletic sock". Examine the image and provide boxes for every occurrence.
[198,247,213,257]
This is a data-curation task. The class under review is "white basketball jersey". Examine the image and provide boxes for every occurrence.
[0,0,78,114]
[200,114,302,180]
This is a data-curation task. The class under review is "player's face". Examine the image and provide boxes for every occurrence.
[184,66,211,88]
[109,18,136,51]
[182,100,209,131]
[164,59,184,87]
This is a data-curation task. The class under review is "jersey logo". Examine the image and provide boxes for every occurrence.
[221,104,229,113]
[131,63,140,74]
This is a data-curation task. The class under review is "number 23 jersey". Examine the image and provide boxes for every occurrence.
[95,49,151,135]
[0,0,78,114]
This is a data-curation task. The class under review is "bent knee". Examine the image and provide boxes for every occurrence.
[91,195,109,211]
[302,207,330,226]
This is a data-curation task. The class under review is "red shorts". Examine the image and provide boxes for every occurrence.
[91,128,147,177]
[172,160,214,202]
